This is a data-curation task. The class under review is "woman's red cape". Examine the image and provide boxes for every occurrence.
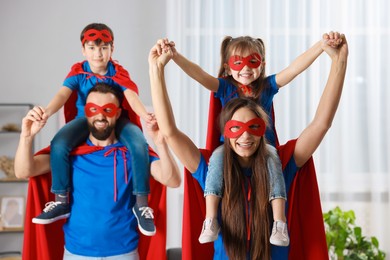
[181,93,328,260]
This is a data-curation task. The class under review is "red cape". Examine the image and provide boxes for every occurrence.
[63,60,142,130]
[23,66,166,259]
[22,145,167,260]
[181,94,328,260]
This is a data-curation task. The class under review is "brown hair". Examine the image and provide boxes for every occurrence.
[219,97,271,259]
[80,23,114,46]
[218,36,267,100]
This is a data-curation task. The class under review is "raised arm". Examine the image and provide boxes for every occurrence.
[145,120,181,188]
[294,34,348,167]
[275,32,343,88]
[149,43,202,173]
[158,38,219,92]
[14,106,51,179]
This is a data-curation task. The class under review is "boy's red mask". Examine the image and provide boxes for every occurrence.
[228,53,262,71]
[82,29,113,45]
[224,118,266,138]
[84,103,119,118]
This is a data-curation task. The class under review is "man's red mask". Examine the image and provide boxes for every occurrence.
[84,103,119,118]
[82,29,113,45]
[224,118,266,138]
[228,53,262,71]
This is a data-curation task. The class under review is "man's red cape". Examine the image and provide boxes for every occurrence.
[181,94,328,259]
[22,64,167,260]
[22,145,167,260]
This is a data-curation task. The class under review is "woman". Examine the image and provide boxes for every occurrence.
[149,33,347,259]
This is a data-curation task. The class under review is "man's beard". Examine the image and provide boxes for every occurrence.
[88,120,115,140]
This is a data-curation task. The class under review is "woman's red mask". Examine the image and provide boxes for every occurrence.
[228,53,262,71]
[82,29,113,45]
[224,118,266,138]
[84,103,119,118]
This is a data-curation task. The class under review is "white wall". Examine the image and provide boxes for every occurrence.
[0,0,182,250]
[0,0,167,149]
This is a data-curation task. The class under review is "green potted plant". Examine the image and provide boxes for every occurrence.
[323,206,386,260]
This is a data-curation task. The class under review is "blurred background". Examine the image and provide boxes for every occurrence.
[1,0,389,256]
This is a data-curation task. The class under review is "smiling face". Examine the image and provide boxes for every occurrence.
[82,41,113,75]
[226,107,263,167]
[225,49,264,87]
[85,91,121,142]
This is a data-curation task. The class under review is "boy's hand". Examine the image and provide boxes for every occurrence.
[144,114,164,145]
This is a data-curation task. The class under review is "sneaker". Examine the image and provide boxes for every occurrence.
[270,221,290,247]
[32,201,70,225]
[132,204,156,236]
[198,218,220,244]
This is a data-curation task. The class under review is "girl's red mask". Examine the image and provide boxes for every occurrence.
[84,103,119,118]
[224,118,266,138]
[228,53,262,71]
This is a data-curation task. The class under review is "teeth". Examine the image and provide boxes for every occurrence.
[94,121,107,128]
[237,142,252,147]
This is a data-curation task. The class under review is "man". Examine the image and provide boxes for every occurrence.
[15,82,181,259]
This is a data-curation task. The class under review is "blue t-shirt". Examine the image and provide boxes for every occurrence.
[215,75,279,146]
[63,139,158,257]
[192,151,298,259]
[63,61,127,118]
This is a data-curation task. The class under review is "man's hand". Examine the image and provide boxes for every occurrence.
[21,106,47,138]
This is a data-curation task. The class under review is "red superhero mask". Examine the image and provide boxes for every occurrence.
[224,118,266,138]
[82,29,113,45]
[84,103,119,118]
[228,53,262,71]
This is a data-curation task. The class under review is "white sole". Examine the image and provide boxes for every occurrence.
[132,207,156,236]
[32,213,70,225]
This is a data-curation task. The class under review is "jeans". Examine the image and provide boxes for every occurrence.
[50,117,89,193]
[266,144,287,201]
[63,248,139,260]
[204,145,224,197]
[115,117,150,195]
[204,144,287,201]
[50,117,150,195]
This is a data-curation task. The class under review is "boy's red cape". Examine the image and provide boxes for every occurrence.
[64,60,142,129]
[22,64,167,260]
[181,94,328,260]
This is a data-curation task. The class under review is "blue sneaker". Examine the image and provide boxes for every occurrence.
[132,204,156,236]
[32,201,70,224]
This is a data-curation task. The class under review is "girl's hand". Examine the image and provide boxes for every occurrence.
[323,33,348,61]
[322,31,343,49]
[149,40,173,67]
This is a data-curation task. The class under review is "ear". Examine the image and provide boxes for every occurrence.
[115,107,122,120]
[223,63,231,76]
[82,45,86,57]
